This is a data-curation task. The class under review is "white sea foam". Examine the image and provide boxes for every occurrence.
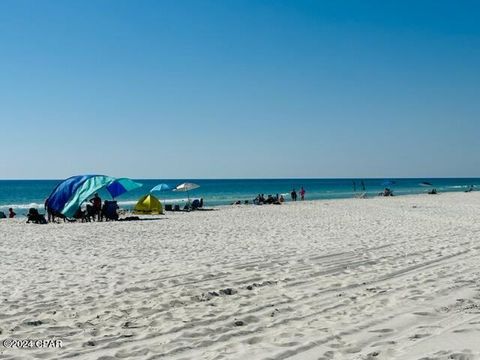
[0,202,45,210]
[0,197,197,211]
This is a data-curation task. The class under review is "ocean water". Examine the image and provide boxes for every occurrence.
[0,178,479,215]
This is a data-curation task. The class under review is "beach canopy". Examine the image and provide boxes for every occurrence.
[150,183,171,192]
[46,175,142,218]
[133,194,163,215]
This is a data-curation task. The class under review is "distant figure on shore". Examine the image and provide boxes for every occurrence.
[8,208,16,218]
[279,195,285,203]
[291,189,297,201]
[89,193,102,221]
[300,187,306,201]
[428,188,438,195]
[465,185,475,193]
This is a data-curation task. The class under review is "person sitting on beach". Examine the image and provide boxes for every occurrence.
[279,195,285,203]
[8,208,16,218]
[26,208,47,224]
[380,188,393,197]
[428,188,438,195]
[74,207,87,222]
[255,194,265,205]
[465,185,474,193]
[89,193,102,221]
[266,195,274,204]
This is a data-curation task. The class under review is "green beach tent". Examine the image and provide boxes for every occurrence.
[133,194,163,215]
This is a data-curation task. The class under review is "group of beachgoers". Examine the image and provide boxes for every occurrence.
[255,187,306,205]
[17,193,120,224]
[253,194,284,205]
[230,187,307,206]
[45,193,120,223]
[290,187,306,201]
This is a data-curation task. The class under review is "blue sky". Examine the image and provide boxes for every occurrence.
[1,0,479,179]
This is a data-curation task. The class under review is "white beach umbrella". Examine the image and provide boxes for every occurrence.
[173,182,200,202]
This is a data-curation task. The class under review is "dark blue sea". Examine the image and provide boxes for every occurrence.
[0,178,479,215]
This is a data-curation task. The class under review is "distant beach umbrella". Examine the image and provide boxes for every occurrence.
[150,183,171,192]
[150,183,172,204]
[419,182,433,187]
[173,182,200,202]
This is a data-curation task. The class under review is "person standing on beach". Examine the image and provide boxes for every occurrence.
[300,187,306,200]
[8,208,16,218]
[89,193,102,221]
[291,189,297,201]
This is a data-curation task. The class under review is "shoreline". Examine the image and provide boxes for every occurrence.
[2,188,479,220]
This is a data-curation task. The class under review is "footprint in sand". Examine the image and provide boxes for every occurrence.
[408,333,431,340]
[368,328,394,333]
[413,311,435,316]
[452,328,479,333]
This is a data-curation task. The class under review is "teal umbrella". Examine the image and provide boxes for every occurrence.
[150,183,171,192]
[106,178,143,199]
[150,183,172,204]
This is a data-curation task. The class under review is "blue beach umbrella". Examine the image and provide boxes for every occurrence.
[150,183,171,192]
[106,178,143,199]
[150,183,172,204]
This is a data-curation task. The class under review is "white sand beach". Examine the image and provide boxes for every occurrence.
[1,192,480,360]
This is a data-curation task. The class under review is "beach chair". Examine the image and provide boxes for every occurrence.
[102,201,119,221]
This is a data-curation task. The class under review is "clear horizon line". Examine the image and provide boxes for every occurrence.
[1,176,480,181]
